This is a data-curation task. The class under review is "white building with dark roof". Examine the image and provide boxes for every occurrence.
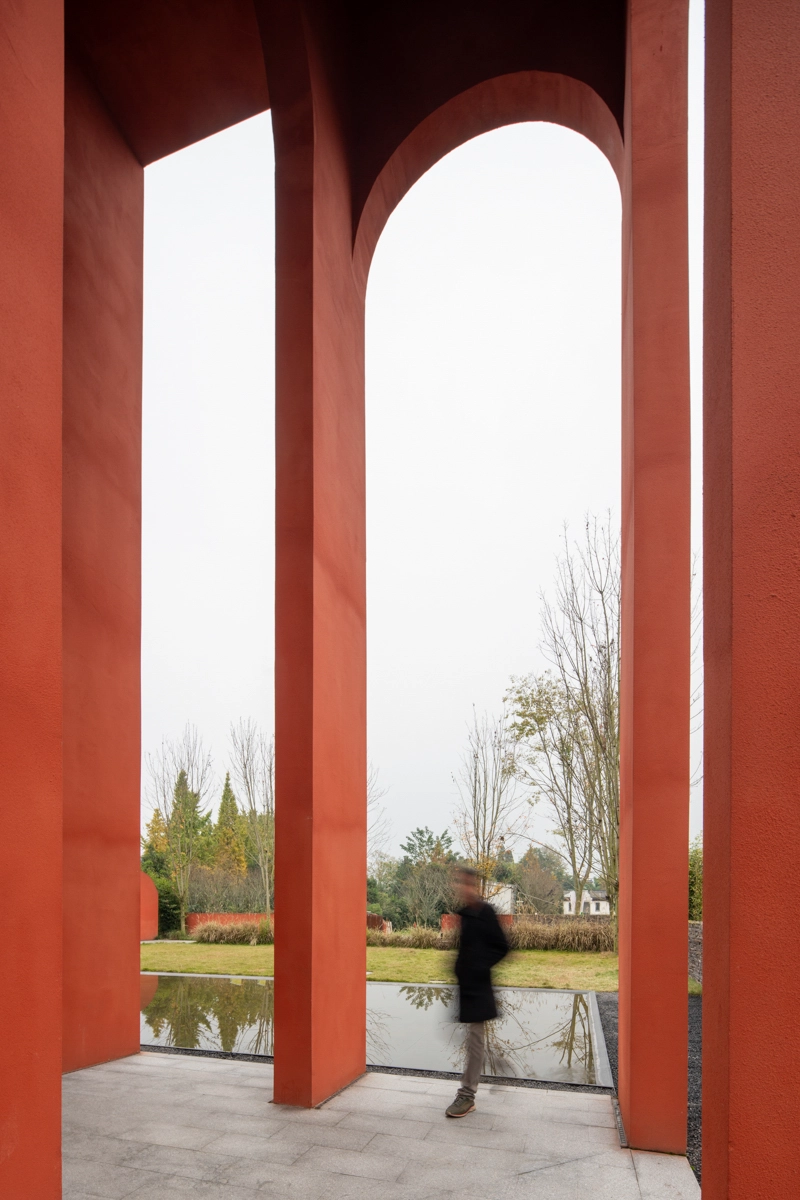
[563,888,610,916]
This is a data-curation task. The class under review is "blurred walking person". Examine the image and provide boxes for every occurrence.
[446,865,509,1117]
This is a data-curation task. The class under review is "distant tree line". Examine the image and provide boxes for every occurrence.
[144,515,702,938]
[366,829,575,929]
[141,719,274,933]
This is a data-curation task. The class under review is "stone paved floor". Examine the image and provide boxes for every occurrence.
[62,1052,700,1199]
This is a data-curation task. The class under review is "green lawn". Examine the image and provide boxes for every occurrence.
[143,942,693,992]
[141,942,702,992]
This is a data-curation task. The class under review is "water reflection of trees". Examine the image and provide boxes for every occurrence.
[398,985,454,1011]
[413,989,596,1084]
[481,991,594,1083]
[141,976,274,1055]
[141,977,595,1085]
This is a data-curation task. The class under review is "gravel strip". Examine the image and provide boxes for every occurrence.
[596,992,701,1182]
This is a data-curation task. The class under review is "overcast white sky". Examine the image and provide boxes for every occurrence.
[142,1,704,854]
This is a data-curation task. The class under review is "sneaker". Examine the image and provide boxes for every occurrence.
[445,1094,476,1118]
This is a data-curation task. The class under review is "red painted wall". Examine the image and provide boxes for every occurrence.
[62,54,143,1074]
[617,0,691,1155]
[141,873,159,941]
[703,1,800,1194]
[0,4,64,1196]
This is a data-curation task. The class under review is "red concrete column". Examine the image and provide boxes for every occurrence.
[0,2,64,1196]
[703,1,800,1194]
[61,54,143,1073]
[257,2,367,1106]
[618,0,691,1153]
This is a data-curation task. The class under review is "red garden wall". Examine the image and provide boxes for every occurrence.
[140,873,158,941]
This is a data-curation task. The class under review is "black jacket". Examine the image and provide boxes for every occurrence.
[454,900,509,1023]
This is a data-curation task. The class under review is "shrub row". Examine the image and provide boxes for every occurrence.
[367,926,455,950]
[195,920,274,946]
[509,917,615,952]
[192,917,613,952]
[367,918,614,953]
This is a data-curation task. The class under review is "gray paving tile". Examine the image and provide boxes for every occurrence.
[268,1121,378,1151]
[299,1144,407,1182]
[396,1100,498,1129]
[116,1121,224,1150]
[61,1129,149,1166]
[270,1102,350,1126]
[357,1073,436,1094]
[631,1148,700,1198]
[424,1120,535,1152]
[505,1147,641,1200]
[537,1102,618,1128]
[118,1143,233,1182]
[364,1132,462,1162]
[182,1091,277,1119]
[201,1131,306,1163]
[523,1119,621,1157]
[393,1155,523,1193]
[182,1107,289,1139]
[62,1053,645,1200]
[337,1112,434,1140]
[127,1176,262,1200]
[62,1157,153,1198]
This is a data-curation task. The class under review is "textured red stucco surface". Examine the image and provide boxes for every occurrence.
[1,0,736,1188]
[617,0,691,1156]
[0,4,64,1197]
[61,53,143,1076]
[141,874,159,942]
[703,1,800,1195]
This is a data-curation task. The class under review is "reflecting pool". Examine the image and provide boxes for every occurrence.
[140,975,611,1087]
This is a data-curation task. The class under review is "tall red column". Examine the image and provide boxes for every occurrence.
[258,1,367,1106]
[618,0,691,1153]
[704,1,800,1194]
[0,2,64,1196]
[61,54,144,1073]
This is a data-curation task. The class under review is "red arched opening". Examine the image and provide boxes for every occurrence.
[266,4,689,1159]
[354,70,623,291]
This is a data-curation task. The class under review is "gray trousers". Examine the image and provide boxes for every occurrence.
[457,1022,485,1099]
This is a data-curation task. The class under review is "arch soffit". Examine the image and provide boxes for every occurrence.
[353,70,623,294]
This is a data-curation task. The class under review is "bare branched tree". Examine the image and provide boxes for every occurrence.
[507,676,595,915]
[229,719,275,919]
[515,849,565,915]
[367,762,392,875]
[508,515,620,915]
[402,862,453,927]
[453,708,529,896]
[146,723,214,932]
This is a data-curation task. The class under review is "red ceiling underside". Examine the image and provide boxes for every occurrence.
[66,0,270,165]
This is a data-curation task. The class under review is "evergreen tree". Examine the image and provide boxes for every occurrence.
[169,769,212,930]
[215,773,247,876]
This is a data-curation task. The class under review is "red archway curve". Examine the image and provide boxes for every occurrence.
[353,70,623,291]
